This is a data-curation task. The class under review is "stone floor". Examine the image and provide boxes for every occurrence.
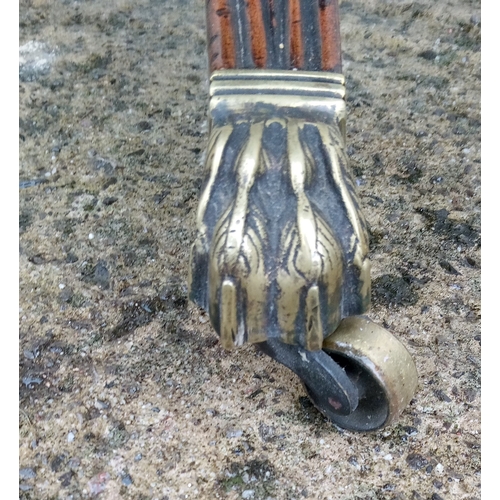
[19,0,480,499]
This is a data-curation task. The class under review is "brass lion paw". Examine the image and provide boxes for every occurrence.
[190,70,370,346]
[189,70,417,431]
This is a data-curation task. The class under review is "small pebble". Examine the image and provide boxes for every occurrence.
[95,400,109,410]
[242,490,255,499]
[121,473,133,486]
[433,480,443,489]
[404,426,418,436]
[68,431,75,443]
[88,472,110,496]
[226,428,243,439]
[59,471,74,487]
[22,376,42,386]
[19,468,36,480]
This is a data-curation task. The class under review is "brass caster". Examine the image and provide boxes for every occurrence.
[303,316,418,431]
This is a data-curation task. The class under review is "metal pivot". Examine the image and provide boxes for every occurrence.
[188,0,418,431]
[258,339,359,416]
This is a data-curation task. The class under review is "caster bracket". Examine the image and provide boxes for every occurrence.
[258,339,359,416]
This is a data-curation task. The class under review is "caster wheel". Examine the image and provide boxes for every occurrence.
[303,316,418,431]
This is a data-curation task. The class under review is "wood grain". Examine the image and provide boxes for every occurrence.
[206,0,342,73]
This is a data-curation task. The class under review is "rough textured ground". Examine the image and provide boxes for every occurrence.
[19,0,480,499]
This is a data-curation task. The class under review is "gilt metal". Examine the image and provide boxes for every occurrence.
[189,69,371,351]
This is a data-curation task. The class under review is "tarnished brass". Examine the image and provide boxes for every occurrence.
[189,69,370,351]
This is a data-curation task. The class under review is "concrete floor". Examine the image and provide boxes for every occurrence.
[19,0,480,498]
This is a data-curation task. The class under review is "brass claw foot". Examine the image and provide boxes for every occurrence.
[188,0,417,431]
[190,70,371,350]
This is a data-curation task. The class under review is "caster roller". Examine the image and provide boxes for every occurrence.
[303,316,418,431]
[188,1,418,431]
